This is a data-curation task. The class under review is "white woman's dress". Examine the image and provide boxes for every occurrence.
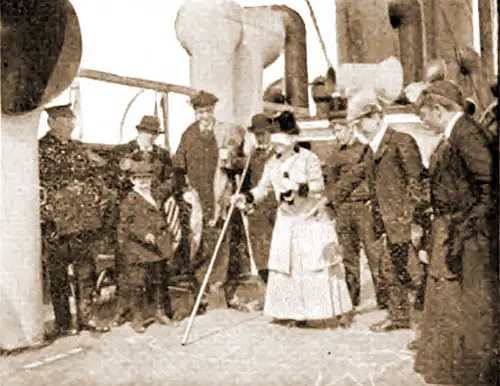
[250,146,352,320]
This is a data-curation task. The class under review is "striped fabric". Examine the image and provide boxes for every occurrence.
[164,196,182,251]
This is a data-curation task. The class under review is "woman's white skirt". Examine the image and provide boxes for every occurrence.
[264,263,352,320]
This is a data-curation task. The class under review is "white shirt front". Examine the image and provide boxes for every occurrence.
[370,120,389,153]
[133,186,157,208]
[444,112,464,139]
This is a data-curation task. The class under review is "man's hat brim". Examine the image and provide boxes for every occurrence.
[45,103,74,118]
[136,125,164,134]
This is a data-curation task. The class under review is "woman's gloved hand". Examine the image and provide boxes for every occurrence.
[230,193,247,210]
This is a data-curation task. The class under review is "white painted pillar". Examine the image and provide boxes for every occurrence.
[0,110,45,350]
[233,7,284,127]
[176,0,243,124]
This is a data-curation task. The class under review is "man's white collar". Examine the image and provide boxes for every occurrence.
[370,119,389,153]
[133,186,157,208]
[444,112,463,139]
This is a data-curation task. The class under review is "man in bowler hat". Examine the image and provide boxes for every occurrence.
[242,113,278,281]
[114,115,173,201]
[112,115,174,325]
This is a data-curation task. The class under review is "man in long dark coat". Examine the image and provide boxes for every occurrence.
[413,81,498,385]
[173,91,249,308]
[347,89,425,332]
[39,104,111,337]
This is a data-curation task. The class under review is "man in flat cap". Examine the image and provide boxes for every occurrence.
[112,114,174,325]
[413,81,498,385]
[39,104,110,338]
[173,90,249,309]
[323,112,388,311]
[347,88,425,333]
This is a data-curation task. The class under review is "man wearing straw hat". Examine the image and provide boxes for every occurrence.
[347,88,425,333]
[173,90,250,309]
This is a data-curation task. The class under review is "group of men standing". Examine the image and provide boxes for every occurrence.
[39,77,497,384]
[39,90,271,338]
[322,81,497,385]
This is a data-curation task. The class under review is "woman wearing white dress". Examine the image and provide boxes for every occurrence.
[232,112,353,327]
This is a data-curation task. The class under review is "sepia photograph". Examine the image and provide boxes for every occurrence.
[0,0,498,384]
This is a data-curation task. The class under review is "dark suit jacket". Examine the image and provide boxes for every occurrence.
[323,139,372,206]
[113,140,172,200]
[428,114,495,277]
[368,127,424,244]
[117,191,174,265]
[173,121,246,219]
[39,133,110,235]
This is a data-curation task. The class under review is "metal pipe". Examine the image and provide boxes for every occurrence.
[423,0,437,61]
[388,0,425,85]
[271,5,309,109]
[478,0,495,78]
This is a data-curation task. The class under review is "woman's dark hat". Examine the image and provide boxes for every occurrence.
[136,115,163,134]
[248,113,272,133]
[271,111,301,135]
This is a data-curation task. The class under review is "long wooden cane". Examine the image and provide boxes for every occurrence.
[235,174,258,277]
[181,150,253,346]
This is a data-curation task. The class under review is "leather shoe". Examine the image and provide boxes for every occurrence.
[45,326,79,341]
[80,319,110,333]
[369,319,410,332]
[131,321,147,334]
[111,314,127,328]
[155,310,172,325]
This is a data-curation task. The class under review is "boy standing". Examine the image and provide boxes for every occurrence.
[116,161,181,333]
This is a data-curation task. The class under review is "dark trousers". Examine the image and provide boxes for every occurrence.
[116,259,172,319]
[413,261,428,311]
[382,241,411,324]
[45,232,97,330]
[194,212,250,299]
[335,201,389,307]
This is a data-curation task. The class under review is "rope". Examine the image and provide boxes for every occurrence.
[119,89,146,143]
[303,0,333,69]
[153,91,159,118]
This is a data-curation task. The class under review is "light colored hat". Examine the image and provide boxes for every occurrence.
[346,88,382,122]
[416,80,465,109]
